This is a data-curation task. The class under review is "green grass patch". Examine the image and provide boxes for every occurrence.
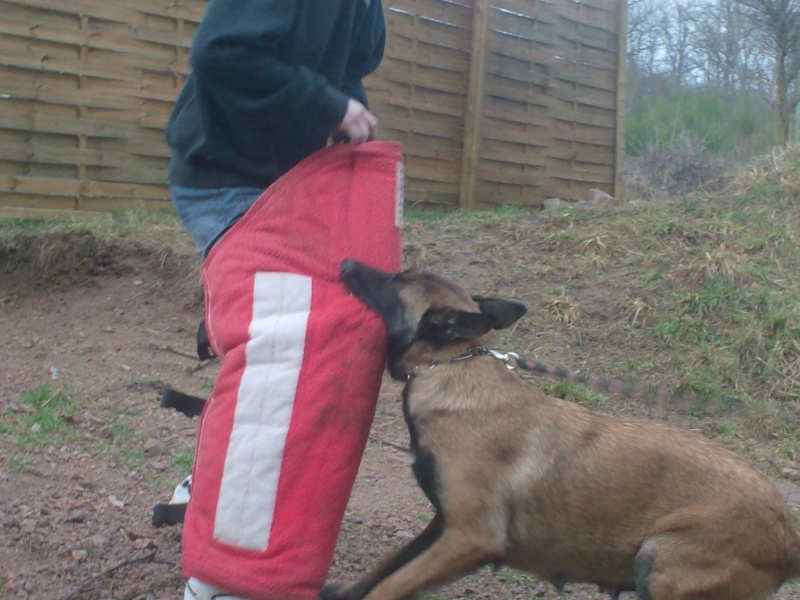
[1,384,79,471]
[652,316,710,345]
[539,380,607,411]
[169,446,196,474]
[15,383,76,441]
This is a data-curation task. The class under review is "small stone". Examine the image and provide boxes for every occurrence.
[134,538,158,550]
[781,467,800,480]
[586,188,616,206]
[143,438,167,457]
[88,534,108,548]
[68,509,85,523]
[71,549,88,561]
[543,197,563,209]
[345,514,363,524]
[394,529,415,539]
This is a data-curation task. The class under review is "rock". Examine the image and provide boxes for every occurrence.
[143,438,167,457]
[781,467,800,480]
[394,529,415,539]
[134,537,158,550]
[67,509,85,523]
[542,197,563,209]
[586,188,616,206]
[88,534,108,548]
[71,549,88,561]
[344,514,363,524]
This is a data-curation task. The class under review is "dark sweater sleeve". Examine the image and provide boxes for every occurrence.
[341,0,387,108]
[189,0,351,128]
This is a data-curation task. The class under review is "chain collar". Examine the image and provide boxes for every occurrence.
[406,346,520,380]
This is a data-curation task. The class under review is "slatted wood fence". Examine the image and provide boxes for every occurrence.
[0,0,625,218]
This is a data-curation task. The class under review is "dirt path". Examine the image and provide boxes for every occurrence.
[2,232,800,599]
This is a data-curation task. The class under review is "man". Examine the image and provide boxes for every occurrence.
[168,0,386,256]
[166,2,387,598]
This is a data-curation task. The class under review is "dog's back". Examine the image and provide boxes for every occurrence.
[408,358,800,595]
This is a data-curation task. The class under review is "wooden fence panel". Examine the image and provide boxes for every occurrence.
[0,0,200,215]
[0,0,624,217]
[365,0,474,207]
[467,0,621,208]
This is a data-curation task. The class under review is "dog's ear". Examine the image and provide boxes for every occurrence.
[417,307,498,343]
[472,297,527,329]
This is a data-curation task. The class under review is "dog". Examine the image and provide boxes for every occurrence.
[322,259,800,600]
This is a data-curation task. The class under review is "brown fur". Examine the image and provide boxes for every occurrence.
[321,261,800,600]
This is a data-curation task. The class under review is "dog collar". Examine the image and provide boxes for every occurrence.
[406,346,519,380]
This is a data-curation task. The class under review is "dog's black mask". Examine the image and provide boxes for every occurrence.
[341,259,527,379]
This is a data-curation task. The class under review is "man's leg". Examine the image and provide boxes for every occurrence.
[168,185,264,599]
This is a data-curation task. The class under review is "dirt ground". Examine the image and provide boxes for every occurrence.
[2,224,800,599]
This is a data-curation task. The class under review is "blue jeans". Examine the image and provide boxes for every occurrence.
[171,185,265,257]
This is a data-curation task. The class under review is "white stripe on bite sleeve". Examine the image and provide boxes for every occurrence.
[214,271,312,551]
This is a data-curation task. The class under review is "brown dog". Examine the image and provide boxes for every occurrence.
[322,259,800,600]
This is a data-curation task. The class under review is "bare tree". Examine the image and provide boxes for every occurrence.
[737,0,800,145]
[659,0,700,84]
[694,0,749,91]
[628,0,663,77]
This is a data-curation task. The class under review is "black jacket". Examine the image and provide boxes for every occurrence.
[166,0,386,189]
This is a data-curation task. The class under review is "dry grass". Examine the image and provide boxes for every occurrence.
[3,146,800,473]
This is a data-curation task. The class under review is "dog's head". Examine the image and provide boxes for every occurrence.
[341,259,527,379]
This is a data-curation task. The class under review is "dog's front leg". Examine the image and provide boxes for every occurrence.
[320,513,444,600]
[361,528,500,600]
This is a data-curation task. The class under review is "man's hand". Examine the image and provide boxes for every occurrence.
[331,99,378,144]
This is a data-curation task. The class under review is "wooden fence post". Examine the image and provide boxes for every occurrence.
[459,0,491,211]
[614,0,628,200]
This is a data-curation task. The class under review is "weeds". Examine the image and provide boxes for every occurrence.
[543,293,580,325]
[2,144,800,474]
[1,384,79,471]
[539,380,607,411]
[15,384,76,441]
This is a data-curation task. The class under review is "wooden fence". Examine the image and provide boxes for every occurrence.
[0,0,625,218]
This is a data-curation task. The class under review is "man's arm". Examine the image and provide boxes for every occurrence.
[190,0,351,129]
[335,0,387,142]
[341,0,387,106]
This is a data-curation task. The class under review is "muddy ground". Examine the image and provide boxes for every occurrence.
[1,220,800,599]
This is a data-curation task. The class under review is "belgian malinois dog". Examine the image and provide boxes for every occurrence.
[323,259,800,600]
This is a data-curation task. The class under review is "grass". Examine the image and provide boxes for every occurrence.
[413,146,800,454]
[0,208,195,269]
[14,383,76,441]
[539,380,608,411]
[1,383,79,471]
[0,379,194,481]
[2,146,800,472]
[0,207,180,237]
[169,446,195,474]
